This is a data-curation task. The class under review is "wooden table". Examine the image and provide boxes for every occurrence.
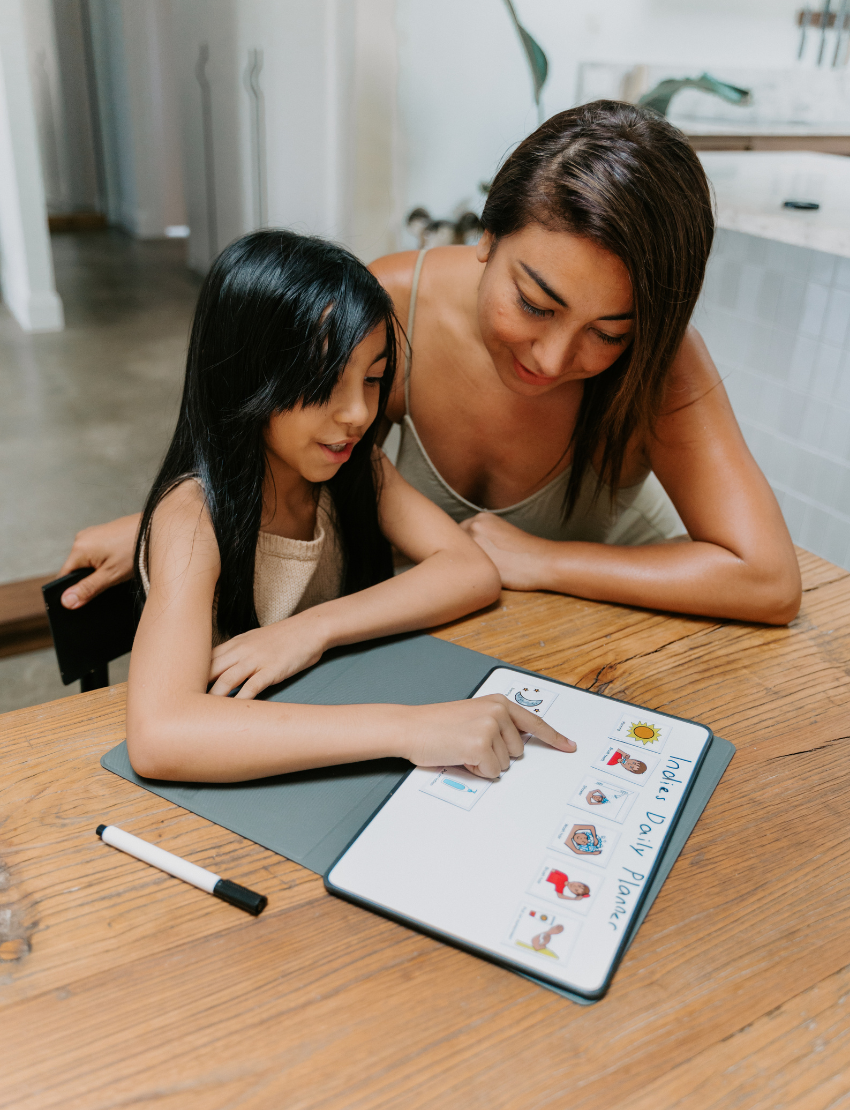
[2,549,849,1110]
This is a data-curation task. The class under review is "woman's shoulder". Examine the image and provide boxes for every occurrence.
[370,245,479,317]
[660,325,723,415]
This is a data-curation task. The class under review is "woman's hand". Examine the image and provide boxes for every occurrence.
[459,513,555,591]
[209,612,328,699]
[401,693,576,779]
[58,513,141,608]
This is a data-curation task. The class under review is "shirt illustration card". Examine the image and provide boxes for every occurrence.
[526,856,600,915]
[609,711,671,754]
[567,776,638,823]
[591,743,661,785]
[549,817,620,867]
[419,767,494,810]
[504,903,580,963]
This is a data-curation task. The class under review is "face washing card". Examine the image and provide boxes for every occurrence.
[567,777,638,823]
[548,816,620,867]
[591,743,661,785]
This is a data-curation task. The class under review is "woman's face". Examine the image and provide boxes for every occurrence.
[263,325,387,485]
[476,224,635,397]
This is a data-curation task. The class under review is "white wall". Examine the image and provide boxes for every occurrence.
[88,0,186,237]
[395,0,804,240]
[0,0,63,330]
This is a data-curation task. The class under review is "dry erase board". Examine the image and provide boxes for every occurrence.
[326,666,713,1000]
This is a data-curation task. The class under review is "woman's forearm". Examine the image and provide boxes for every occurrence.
[541,537,801,624]
[311,547,500,652]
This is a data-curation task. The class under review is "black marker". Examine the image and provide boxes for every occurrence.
[96,824,267,915]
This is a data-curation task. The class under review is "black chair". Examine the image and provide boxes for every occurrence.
[42,568,141,692]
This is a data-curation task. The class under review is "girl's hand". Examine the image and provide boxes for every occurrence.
[208,613,326,699]
[402,693,576,779]
[459,513,555,591]
[58,513,141,608]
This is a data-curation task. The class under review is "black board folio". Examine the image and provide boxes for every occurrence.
[101,632,734,1001]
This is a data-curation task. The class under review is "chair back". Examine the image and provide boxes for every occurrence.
[42,569,140,691]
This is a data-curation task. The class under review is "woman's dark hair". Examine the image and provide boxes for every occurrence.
[481,99,714,517]
[137,229,396,640]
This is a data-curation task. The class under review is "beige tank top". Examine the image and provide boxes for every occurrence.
[140,483,343,636]
[395,249,685,545]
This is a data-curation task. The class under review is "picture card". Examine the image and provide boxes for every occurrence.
[504,903,581,964]
[609,710,671,754]
[591,743,661,785]
[526,855,601,915]
[419,767,494,810]
[567,777,638,823]
[549,816,620,868]
[506,682,559,720]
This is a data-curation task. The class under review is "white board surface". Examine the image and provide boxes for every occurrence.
[327,667,712,997]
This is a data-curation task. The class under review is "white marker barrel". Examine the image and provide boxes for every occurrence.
[99,824,220,891]
[96,825,267,914]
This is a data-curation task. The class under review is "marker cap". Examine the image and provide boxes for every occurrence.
[213,878,267,916]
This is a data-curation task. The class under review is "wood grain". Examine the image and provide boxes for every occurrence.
[1,549,849,1109]
[0,574,54,658]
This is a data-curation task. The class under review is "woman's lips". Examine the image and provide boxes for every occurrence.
[512,354,552,385]
[318,440,355,463]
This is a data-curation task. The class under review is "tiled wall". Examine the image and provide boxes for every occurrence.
[695,229,850,570]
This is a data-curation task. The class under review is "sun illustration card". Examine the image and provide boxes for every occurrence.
[549,817,620,867]
[527,856,599,914]
[609,711,670,753]
[419,767,495,810]
[567,777,639,822]
[591,743,661,785]
[505,903,580,963]
[505,682,559,719]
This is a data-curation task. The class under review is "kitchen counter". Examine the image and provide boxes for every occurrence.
[699,151,850,258]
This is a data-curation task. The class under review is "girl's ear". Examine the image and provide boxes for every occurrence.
[476,231,495,264]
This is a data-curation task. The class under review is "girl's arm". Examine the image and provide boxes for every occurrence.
[208,454,501,698]
[127,481,564,783]
[461,329,802,625]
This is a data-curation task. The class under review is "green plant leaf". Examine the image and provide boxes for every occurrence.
[503,0,548,103]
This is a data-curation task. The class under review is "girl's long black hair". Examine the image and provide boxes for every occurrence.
[136,229,397,640]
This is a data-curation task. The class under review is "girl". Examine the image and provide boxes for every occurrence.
[126,231,573,783]
[61,102,800,624]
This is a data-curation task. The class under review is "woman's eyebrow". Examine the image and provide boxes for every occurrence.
[371,348,389,365]
[520,261,635,321]
[520,262,566,306]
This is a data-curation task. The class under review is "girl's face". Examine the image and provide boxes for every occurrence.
[475,224,635,397]
[263,326,388,484]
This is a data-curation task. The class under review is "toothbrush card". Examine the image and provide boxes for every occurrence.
[549,815,620,867]
[419,766,494,810]
[592,743,662,785]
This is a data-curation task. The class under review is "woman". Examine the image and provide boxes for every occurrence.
[59,101,801,624]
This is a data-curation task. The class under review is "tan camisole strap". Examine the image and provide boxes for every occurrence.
[403,248,428,415]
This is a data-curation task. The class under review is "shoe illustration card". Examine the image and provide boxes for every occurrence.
[549,817,620,867]
[609,712,670,754]
[326,664,718,1001]
[591,743,662,785]
[505,903,580,964]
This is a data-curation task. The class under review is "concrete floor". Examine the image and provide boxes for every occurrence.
[0,230,200,713]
